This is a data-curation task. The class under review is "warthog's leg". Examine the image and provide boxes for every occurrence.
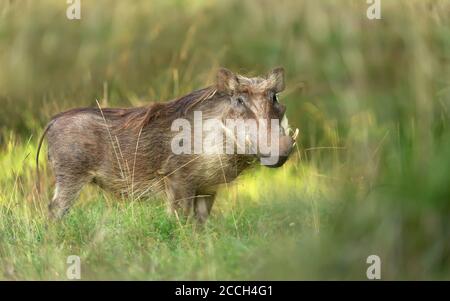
[163,176,195,220]
[194,194,216,224]
[48,175,89,220]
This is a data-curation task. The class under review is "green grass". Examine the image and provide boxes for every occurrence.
[1,0,450,280]
[1,137,326,280]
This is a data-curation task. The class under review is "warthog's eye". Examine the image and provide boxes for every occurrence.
[272,93,279,103]
[236,96,245,105]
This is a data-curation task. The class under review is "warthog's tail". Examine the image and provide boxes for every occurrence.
[35,120,55,194]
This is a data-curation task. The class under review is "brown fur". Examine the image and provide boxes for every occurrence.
[36,67,293,223]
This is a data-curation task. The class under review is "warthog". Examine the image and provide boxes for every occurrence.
[36,67,298,223]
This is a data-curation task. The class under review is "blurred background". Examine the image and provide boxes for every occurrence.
[0,0,449,280]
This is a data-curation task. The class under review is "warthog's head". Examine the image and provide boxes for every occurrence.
[215,67,298,167]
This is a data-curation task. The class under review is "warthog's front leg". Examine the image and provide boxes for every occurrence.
[194,194,216,224]
[163,176,195,221]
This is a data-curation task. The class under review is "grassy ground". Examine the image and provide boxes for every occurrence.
[0,0,450,280]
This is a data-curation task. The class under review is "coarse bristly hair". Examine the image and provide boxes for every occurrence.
[55,70,279,132]
[37,67,294,223]
[123,69,281,130]
[122,86,218,130]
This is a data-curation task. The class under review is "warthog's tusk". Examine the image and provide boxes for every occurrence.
[292,128,299,141]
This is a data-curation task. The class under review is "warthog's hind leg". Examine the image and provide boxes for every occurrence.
[48,176,89,220]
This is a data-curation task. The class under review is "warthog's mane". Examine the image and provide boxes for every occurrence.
[133,85,218,129]
[51,86,218,130]
[118,86,218,130]
[51,73,274,131]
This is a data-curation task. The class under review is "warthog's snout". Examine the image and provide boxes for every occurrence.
[259,128,298,168]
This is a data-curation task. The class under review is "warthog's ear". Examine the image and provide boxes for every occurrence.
[267,67,285,92]
[216,68,239,95]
